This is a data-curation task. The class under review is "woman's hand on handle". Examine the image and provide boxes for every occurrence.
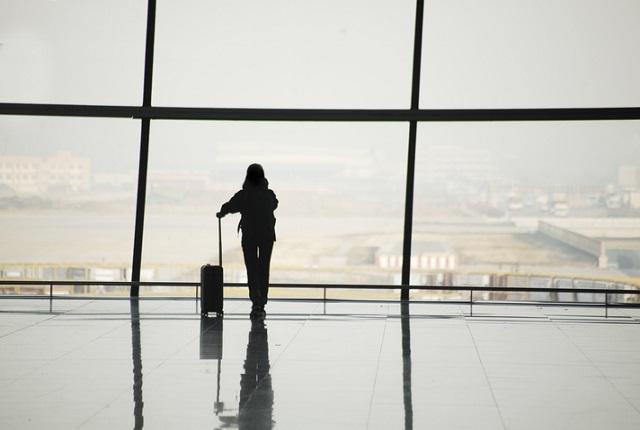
[216,211,224,219]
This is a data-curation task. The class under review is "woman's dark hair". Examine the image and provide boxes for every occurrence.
[243,163,266,189]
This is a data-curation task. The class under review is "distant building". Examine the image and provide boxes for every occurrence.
[377,241,457,270]
[0,151,91,194]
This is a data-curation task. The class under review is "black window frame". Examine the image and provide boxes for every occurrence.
[1,0,639,298]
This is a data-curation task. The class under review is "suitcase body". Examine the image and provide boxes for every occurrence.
[201,217,224,317]
[201,264,223,316]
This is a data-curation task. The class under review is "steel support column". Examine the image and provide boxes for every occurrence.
[401,0,425,299]
[131,0,157,296]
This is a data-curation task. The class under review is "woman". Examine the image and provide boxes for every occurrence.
[217,164,278,318]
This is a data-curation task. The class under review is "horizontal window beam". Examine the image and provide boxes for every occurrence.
[1,102,640,122]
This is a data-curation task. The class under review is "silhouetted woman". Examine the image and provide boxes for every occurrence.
[217,164,278,318]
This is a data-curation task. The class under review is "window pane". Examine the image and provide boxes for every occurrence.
[0,116,140,294]
[411,121,640,302]
[421,0,640,108]
[153,0,415,108]
[143,121,407,293]
[0,1,146,104]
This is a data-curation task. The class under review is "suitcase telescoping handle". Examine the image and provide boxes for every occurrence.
[218,216,222,266]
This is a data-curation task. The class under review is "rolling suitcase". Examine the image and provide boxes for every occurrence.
[201,217,224,317]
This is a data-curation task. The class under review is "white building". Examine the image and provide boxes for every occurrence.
[0,152,91,194]
[377,241,457,270]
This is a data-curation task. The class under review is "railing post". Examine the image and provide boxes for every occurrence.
[49,283,53,313]
[195,284,199,314]
[323,287,327,315]
[605,291,608,318]
[469,289,473,317]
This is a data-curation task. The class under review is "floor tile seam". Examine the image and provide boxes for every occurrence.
[235,302,323,418]
[72,332,202,429]
[129,302,245,372]
[550,319,640,417]
[143,328,213,372]
[463,317,508,430]
[0,299,97,340]
[268,301,321,369]
[0,314,60,340]
[218,307,314,415]
[2,334,138,428]
[73,378,140,429]
[365,311,388,430]
[1,303,133,390]
[133,303,303,374]
[72,306,176,429]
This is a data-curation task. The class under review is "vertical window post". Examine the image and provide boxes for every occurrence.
[401,0,425,300]
[131,0,157,297]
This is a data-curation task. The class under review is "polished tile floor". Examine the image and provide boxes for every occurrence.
[2,298,640,429]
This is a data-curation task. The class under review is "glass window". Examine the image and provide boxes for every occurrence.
[0,1,146,104]
[153,0,415,108]
[421,0,640,108]
[0,115,140,294]
[411,121,640,301]
[143,121,407,293]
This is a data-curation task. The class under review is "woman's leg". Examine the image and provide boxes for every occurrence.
[257,240,274,306]
[242,240,261,307]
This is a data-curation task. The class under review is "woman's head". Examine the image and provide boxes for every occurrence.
[243,163,266,188]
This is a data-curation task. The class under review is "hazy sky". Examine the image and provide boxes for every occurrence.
[1,0,639,107]
[0,1,639,183]
[421,0,640,108]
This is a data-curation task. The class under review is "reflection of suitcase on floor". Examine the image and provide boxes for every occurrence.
[201,217,224,317]
[200,316,223,359]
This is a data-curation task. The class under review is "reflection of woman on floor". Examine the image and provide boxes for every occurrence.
[238,318,273,429]
[217,164,278,319]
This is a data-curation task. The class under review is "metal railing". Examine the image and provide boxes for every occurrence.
[1,280,639,317]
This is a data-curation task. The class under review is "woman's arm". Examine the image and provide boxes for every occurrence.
[218,191,243,217]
